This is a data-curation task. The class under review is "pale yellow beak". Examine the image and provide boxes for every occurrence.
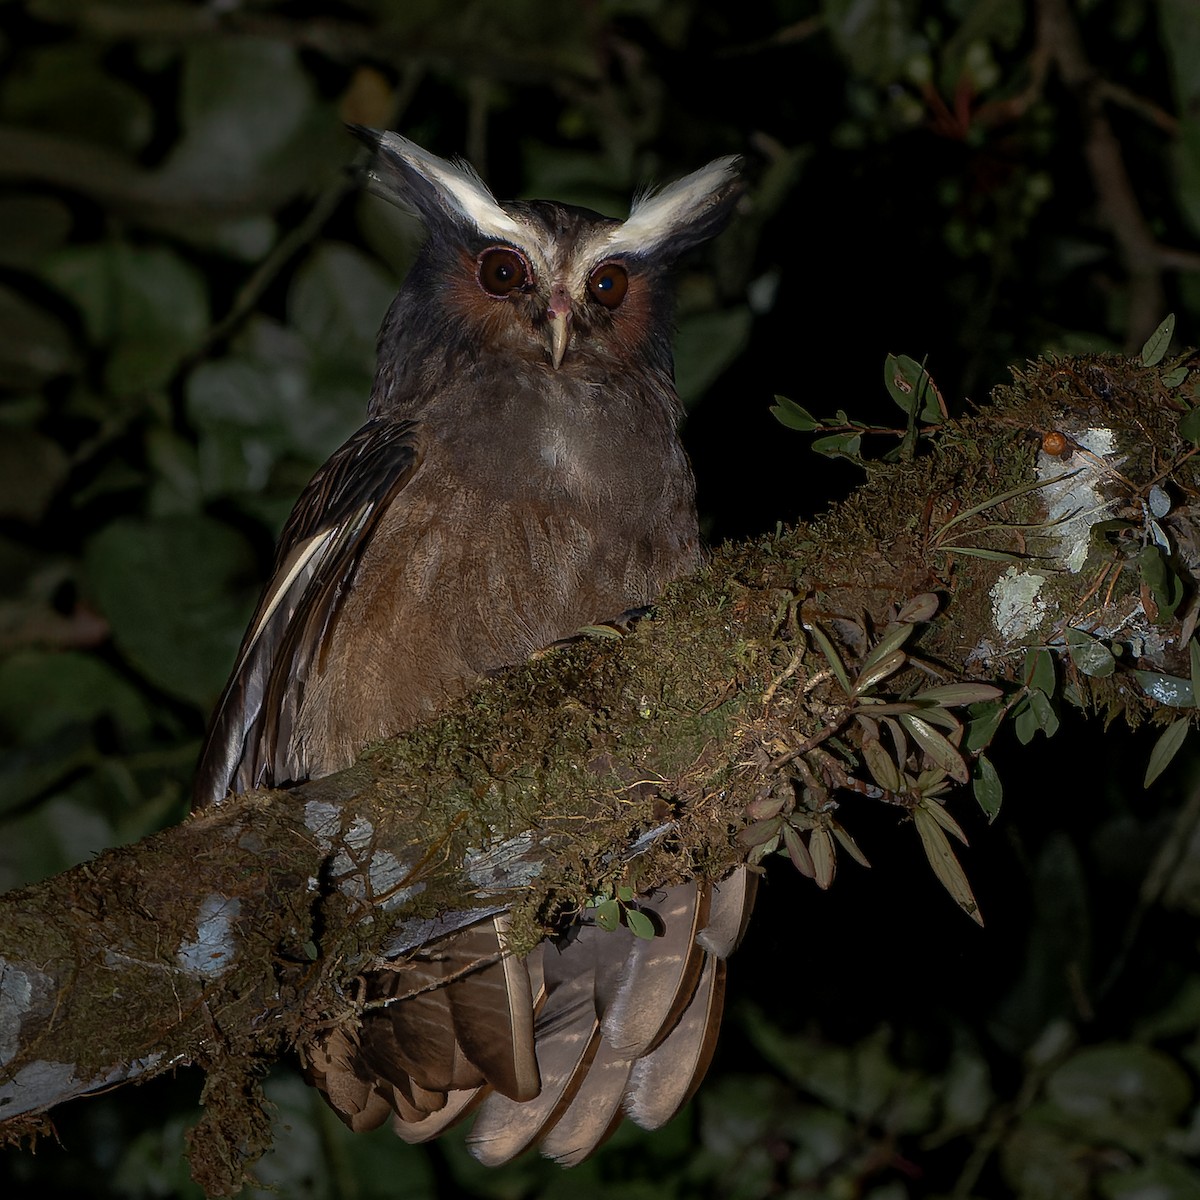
[546,284,572,370]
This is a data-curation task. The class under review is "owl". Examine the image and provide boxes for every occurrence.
[192,128,753,1166]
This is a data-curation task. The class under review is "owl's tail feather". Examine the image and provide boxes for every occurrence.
[492,869,753,1167]
[299,915,537,1123]
[301,868,755,1165]
[470,878,713,1165]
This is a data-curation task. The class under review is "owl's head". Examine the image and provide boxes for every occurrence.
[353,128,742,395]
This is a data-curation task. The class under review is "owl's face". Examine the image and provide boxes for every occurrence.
[355,130,742,386]
[446,200,642,373]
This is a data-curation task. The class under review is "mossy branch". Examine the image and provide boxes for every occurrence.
[3,352,1200,1195]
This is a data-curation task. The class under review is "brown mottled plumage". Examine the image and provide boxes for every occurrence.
[193,128,752,1164]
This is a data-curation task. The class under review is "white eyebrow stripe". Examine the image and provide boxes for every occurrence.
[601,155,741,257]
[558,230,624,280]
[369,132,527,243]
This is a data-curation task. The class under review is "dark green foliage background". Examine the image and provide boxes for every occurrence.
[3,1,1200,1197]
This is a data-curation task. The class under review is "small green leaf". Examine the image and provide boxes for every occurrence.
[1145,717,1190,787]
[937,545,1026,563]
[914,683,1003,707]
[1028,689,1060,737]
[1140,313,1175,366]
[809,826,836,889]
[1134,670,1194,706]
[781,822,816,877]
[1025,647,1056,696]
[745,793,786,821]
[862,737,902,792]
[883,716,908,763]
[883,353,943,421]
[973,755,1003,822]
[830,820,871,868]
[737,815,784,847]
[914,767,951,799]
[896,592,940,623]
[910,705,963,733]
[1162,364,1189,388]
[595,898,620,931]
[1065,628,1116,677]
[900,714,969,783]
[859,622,917,675]
[747,833,781,865]
[913,804,983,925]
[624,908,656,940]
[1191,640,1200,710]
[805,621,853,695]
[921,798,969,845]
[770,395,820,431]
[1013,690,1060,744]
[883,423,919,463]
[853,648,907,696]
[1012,697,1035,744]
[811,432,863,460]
[966,700,1006,752]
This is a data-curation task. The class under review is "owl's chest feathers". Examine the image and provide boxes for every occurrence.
[302,370,696,762]
[431,361,681,504]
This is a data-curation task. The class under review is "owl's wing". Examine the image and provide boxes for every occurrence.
[192,417,423,808]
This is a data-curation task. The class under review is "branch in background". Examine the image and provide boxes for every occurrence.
[1037,0,1190,349]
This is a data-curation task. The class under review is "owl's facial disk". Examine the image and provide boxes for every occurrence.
[470,235,633,369]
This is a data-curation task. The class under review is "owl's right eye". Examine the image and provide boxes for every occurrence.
[477,247,530,297]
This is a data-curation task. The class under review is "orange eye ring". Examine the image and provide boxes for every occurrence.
[478,247,530,297]
[587,262,629,309]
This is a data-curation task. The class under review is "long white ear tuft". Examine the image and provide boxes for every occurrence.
[605,156,743,261]
[351,127,526,243]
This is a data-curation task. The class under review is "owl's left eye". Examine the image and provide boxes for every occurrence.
[587,262,629,309]
[477,247,530,297]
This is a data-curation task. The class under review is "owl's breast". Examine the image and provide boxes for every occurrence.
[291,378,697,773]
[432,370,697,598]
[291,367,700,777]
[470,371,685,502]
